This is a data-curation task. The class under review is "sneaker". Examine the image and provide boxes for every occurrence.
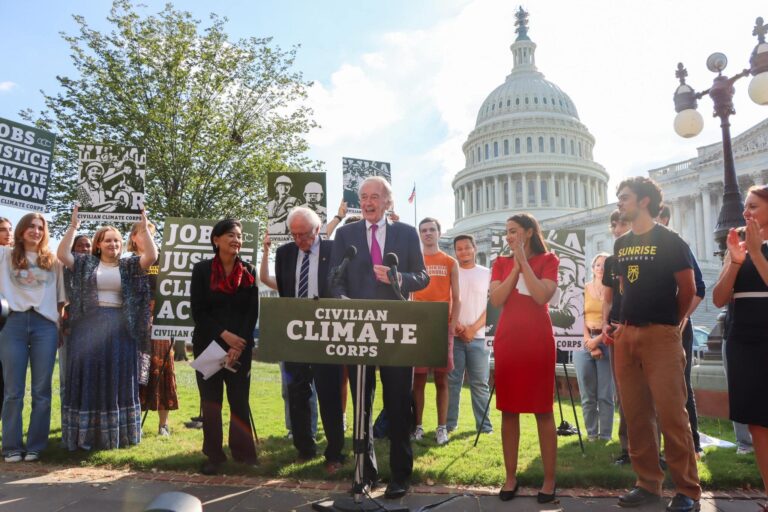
[23,452,39,462]
[436,426,449,445]
[286,431,293,440]
[4,453,22,463]
[614,451,631,465]
[736,445,754,455]
[411,425,424,441]
[158,425,171,437]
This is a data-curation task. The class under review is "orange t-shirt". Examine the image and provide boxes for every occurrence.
[412,251,455,319]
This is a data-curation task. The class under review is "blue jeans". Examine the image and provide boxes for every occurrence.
[573,349,614,439]
[447,337,492,432]
[280,362,317,436]
[0,311,58,456]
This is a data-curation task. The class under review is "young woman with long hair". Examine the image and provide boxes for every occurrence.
[0,213,65,462]
[489,213,559,503]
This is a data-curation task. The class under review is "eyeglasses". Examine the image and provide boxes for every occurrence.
[291,230,316,241]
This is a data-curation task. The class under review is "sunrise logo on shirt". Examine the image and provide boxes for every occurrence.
[627,265,640,283]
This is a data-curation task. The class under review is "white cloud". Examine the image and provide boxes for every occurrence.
[0,81,17,93]
[306,0,768,230]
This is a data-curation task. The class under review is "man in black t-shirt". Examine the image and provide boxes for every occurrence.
[601,210,631,464]
[604,177,700,512]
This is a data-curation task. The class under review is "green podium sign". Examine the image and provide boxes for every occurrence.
[259,297,448,367]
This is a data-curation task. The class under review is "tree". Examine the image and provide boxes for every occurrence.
[23,0,320,234]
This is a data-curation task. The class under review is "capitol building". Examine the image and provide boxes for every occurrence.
[444,8,768,327]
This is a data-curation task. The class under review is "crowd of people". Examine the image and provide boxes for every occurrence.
[0,176,766,512]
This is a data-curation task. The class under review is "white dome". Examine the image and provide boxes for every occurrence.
[447,7,609,259]
[476,71,580,126]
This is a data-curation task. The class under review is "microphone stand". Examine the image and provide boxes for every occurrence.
[314,274,408,512]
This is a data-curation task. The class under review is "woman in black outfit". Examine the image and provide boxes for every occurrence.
[191,219,259,475]
[713,184,768,504]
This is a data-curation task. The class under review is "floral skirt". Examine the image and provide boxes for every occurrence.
[62,307,141,450]
[139,339,179,411]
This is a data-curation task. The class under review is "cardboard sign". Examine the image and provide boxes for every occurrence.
[0,117,56,212]
[76,144,146,222]
[266,172,327,242]
[151,217,259,340]
[342,157,391,213]
[489,229,585,351]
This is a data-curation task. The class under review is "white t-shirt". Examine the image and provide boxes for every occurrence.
[96,263,123,305]
[457,264,490,332]
[0,246,65,324]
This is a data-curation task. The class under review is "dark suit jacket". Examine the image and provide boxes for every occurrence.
[275,239,333,299]
[190,258,259,354]
[330,220,428,300]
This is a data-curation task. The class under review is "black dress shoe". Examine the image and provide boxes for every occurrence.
[618,486,661,508]
[200,460,221,475]
[384,481,409,499]
[666,493,700,512]
[537,484,556,504]
[498,481,519,501]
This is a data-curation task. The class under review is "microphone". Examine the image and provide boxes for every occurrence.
[383,252,406,301]
[332,245,357,285]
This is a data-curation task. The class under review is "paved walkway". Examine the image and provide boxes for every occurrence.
[0,464,764,511]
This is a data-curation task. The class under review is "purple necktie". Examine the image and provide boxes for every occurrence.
[370,224,383,265]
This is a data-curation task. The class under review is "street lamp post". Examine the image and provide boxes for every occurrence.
[672,16,768,360]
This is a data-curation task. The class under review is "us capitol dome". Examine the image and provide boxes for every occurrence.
[447,7,609,264]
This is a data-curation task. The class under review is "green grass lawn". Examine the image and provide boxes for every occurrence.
[3,360,761,490]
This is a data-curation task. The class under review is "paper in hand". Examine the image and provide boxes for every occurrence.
[190,341,228,380]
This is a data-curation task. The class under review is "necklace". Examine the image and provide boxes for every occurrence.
[100,258,119,267]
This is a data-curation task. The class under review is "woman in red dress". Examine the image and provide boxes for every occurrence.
[490,213,559,503]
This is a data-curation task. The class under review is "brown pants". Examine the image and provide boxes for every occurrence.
[614,324,700,500]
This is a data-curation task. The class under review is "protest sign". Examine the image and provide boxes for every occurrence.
[151,217,259,340]
[342,157,391,213]
[266,172,327,242]
[77,144,146,223]
[0,117,56,212]
[259,297,448,367]
[489,229,585,351]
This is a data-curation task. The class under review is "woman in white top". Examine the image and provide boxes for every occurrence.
[57,206,156,450]
[0,213,65,463]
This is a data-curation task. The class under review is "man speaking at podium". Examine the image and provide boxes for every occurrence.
[276,207,346,475]
[330,176,429,499]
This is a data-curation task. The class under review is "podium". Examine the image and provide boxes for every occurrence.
[259,297,448,512]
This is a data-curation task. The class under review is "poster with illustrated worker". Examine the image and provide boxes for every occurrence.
[76,144,146,223]
[342,157,391,214]
[488,229,585,352]
[266,171,327,243]
[151,217,259,340]
[0,117,56,213]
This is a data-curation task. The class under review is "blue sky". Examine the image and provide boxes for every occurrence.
[2,0,767,231]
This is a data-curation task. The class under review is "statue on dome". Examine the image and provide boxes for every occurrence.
[514,6,530,41]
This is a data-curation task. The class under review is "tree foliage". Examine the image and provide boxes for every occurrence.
[23,0,320,234]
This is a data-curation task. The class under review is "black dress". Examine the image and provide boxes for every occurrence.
[725,242,768,428]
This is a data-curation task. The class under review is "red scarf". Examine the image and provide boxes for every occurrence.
[210,255,255,294]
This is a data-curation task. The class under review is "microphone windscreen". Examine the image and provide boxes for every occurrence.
[345,245,358,258]
[383,252,399,267]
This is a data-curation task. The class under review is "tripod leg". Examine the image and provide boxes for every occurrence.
[562,362,585,455]
[473,384,495,447]
[555,372,565,424]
